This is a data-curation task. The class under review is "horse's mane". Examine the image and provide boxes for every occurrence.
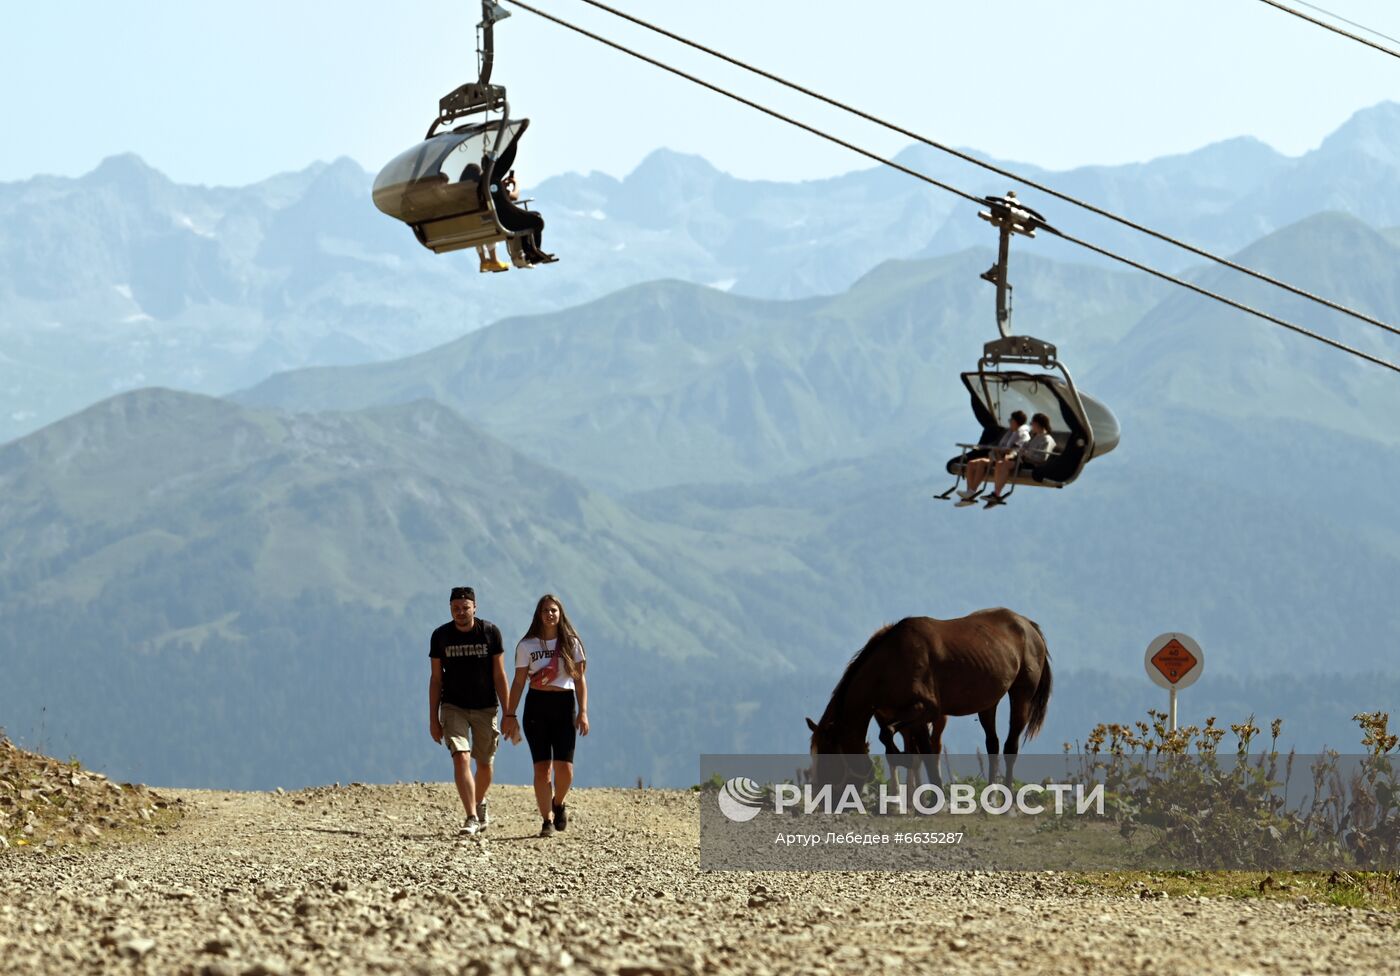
[820,622,895,724]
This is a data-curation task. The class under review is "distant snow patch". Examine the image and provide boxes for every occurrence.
[113,284,133,300]
[588,209,606,220]
[708,278,737,292]
[122,313,154,324]
[611,242,626,252]
[174,213,215,238]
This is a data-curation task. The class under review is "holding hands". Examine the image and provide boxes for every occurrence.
[502,714,522,745]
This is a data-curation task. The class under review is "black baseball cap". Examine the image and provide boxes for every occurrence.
[450,586,476,602]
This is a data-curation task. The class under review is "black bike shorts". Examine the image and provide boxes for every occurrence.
[523,689,576,764]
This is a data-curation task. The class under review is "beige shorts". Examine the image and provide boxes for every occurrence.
[440,704,500,763]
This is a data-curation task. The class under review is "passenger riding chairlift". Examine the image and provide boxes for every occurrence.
[371,1,556,268]
[934,193,1120,506]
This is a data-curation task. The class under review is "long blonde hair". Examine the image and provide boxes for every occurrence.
[522,593,585,681]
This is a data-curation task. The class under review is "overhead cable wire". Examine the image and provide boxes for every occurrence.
[506,0,988,211]
[1254,0,1400,58]
[1293,0,1400,47]
[1043,225,1399,373]
[507,0,1400,375]
[572,0,1400,341]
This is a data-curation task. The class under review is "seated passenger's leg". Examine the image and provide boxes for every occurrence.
[477,243,508,273]
[524,213,554,263]
[991,458,1014,496]
[965,458,989,494]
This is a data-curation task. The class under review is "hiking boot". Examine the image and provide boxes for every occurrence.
[539,819,555,838]
[476,800,489,828]
[553,802,568,831]
[479,256,510,273]
[459,817,481,837]
[954,497,979,508]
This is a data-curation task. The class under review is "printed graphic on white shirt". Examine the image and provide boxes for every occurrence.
[515,637,585,692]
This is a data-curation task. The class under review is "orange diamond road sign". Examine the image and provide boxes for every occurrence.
[1150,639,1198,685]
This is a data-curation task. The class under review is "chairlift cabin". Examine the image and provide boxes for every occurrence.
[935,194,1120,505]
[371,1,555,268]
[944,336,1120,491]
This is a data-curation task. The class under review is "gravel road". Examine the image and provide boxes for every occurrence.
[1,783,1396,975]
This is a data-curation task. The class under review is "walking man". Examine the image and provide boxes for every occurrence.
[429,586,516,835]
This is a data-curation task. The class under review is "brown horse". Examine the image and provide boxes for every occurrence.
[806,609,1052,787]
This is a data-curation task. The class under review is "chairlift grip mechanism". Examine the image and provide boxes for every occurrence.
[978,191,1050,339]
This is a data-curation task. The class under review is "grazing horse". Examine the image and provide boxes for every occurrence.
[807,609,1052,787]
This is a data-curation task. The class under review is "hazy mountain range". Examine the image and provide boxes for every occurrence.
[5,211,1400,788]
[2,108,1399,789]
[3,102,1400,444]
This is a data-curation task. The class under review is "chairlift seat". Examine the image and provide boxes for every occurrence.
[944,369,1119,490]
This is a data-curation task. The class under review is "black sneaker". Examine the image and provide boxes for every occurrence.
[539,819,555,838]
[553,802,568,831]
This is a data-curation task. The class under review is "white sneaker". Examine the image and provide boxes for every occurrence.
[958,488,976,499]
[476,800,489,828]
[459,817,481,836]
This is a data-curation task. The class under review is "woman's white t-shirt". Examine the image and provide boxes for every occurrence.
[514,636,585,691]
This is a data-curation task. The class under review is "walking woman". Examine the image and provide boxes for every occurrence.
[506,594,589,837]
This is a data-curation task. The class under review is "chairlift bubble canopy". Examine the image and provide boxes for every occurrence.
[952,363,1120,488]
[373,119,532,255]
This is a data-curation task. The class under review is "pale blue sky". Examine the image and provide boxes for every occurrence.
[5,0,1398,186]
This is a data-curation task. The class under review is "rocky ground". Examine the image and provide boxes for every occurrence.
[0,781,1397,975]
[0,738,178,850]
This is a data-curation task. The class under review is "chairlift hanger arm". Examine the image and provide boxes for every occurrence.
[978,193,1053,339]
[478,0,510,85]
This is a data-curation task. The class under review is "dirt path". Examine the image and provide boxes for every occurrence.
[1,784,1396,975]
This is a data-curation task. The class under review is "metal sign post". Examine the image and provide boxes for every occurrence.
[1144,633,1204,731]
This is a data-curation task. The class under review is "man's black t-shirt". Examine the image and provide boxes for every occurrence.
[430,618,505,710]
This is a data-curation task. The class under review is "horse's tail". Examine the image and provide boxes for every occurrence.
[1023,621,1053,742]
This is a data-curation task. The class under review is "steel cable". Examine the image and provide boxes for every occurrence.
[572,0,1400,341]
[1255,0,1400,58]
[1293,1,1400,47]
[507,0,1400,375]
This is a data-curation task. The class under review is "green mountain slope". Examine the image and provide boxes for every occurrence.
[0,390,838,787]
[237,249,1164,490]
[1093,212,1400,434]
[0,388,814,663]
